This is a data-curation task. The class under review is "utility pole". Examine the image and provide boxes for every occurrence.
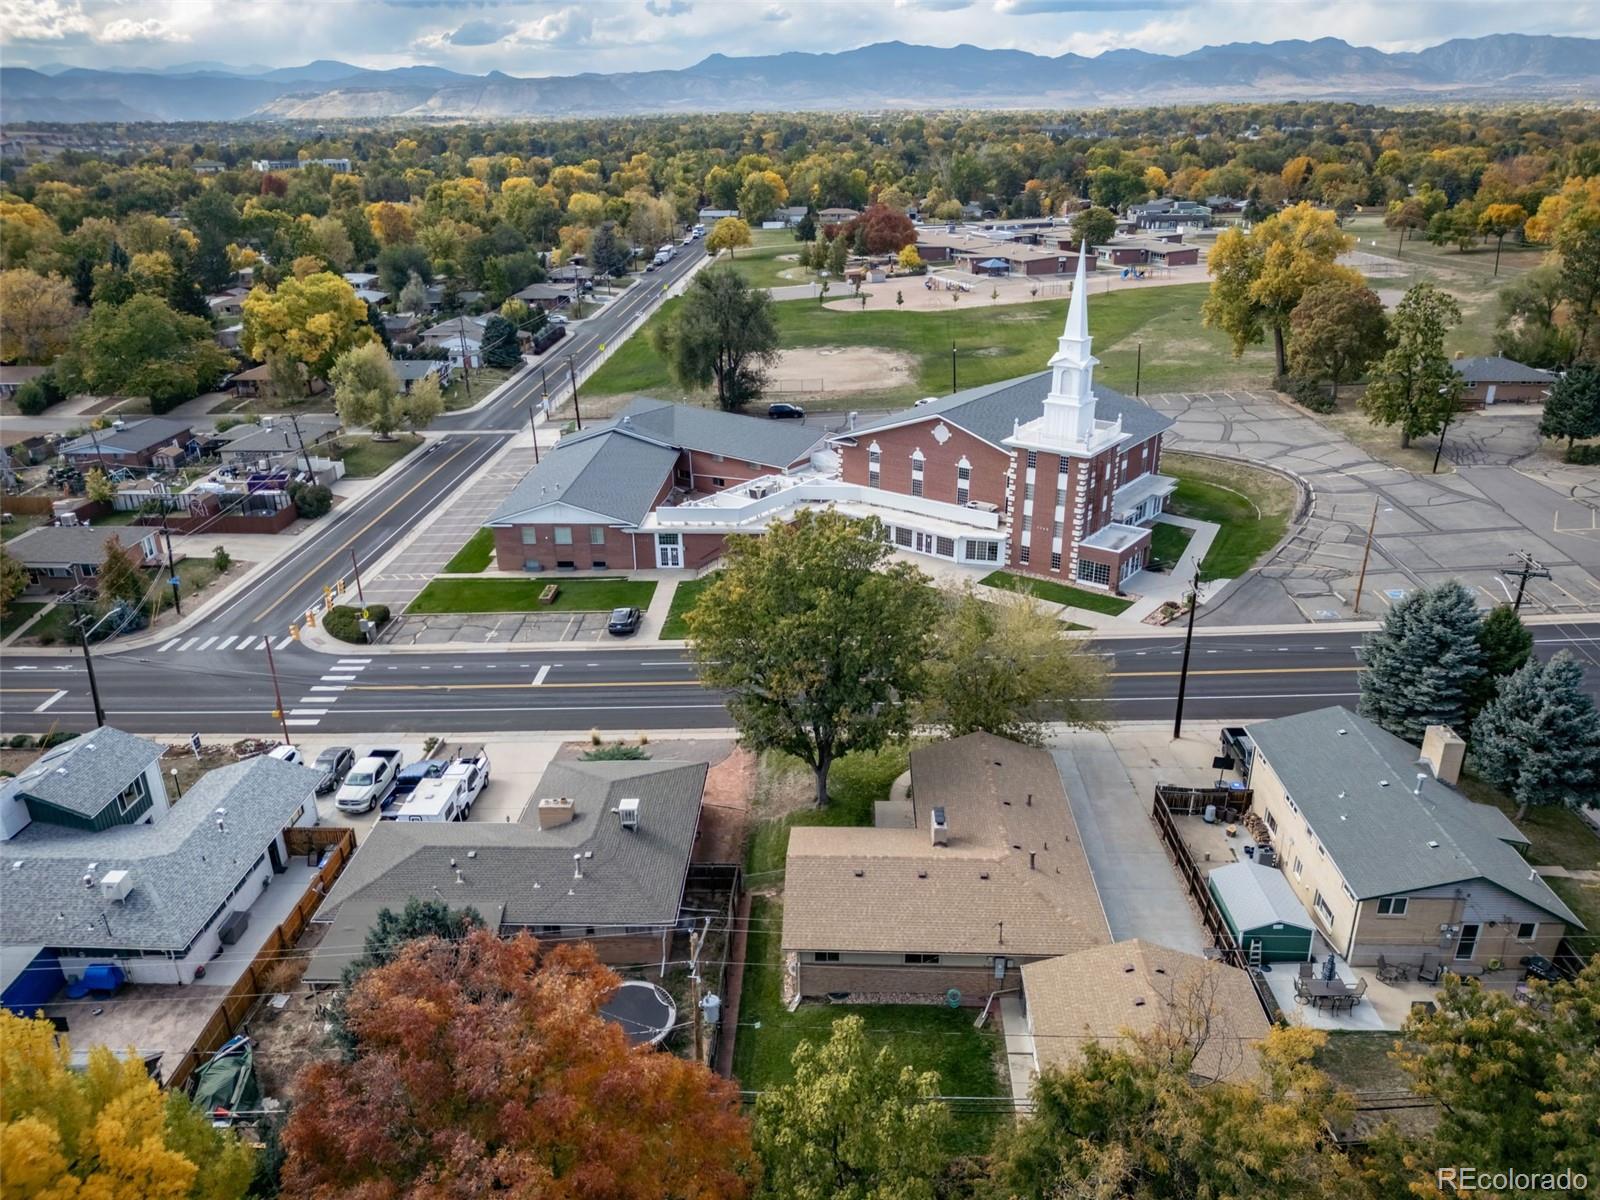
[1431,405,1454,474]
[160,511,181,616]
[457,325,473,401]
[1508,550,1550,613]
[87,426,108,472]
[567,357,583,429]
[1352,497,1381,614]
[951,343,957,394]
[70,599,106,726]
[1135,342,1143,398]
[1172,564,1201,740]
[688,917,710,1064]
[349,547,366,610]
[284,412,316,478]
[263,634,291,745]
[527,396,541,464]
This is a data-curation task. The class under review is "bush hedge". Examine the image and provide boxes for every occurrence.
[289,482,333,519]
[323,603,390,643]
[1565,443,1600,465]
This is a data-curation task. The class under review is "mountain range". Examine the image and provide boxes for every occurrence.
[3,34,1596,124]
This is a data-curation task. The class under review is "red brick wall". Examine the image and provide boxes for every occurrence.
[840,421,1009,509]
[684,449,770,491]
[795,960,1038,1004]
[493,523,652,572]
[681,534,725,569]
[1154,247,1199,266]
[1460,382,1547,406]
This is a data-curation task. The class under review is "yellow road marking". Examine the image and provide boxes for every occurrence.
[252,439,479,622]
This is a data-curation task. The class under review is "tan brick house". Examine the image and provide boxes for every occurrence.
[781,733,1111,1004]
[1450,355,1554,406]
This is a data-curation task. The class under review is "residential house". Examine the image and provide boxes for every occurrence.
[391,358,452,394]
[342,272,380,289]
[1244,707,1582,971]
[353,287,390,307]
[251,157,351,173]
[7,434,54,465]
[60,419,196,470]
[781,733,1111,1004]
[7,526,158,593]
[217,415,341,470]
[817,207,862,226]
[191,159,226,175]
[215,322,244,351]
[514,281,580,311]
[698,207,738,225]
[0,729,320,991]
[1022,940,1271,1083]
[1205,195,1246,213]
[0,365,46,399]
[1451,355,1555,406]
[306,758,710,980]
[548,264,594,291]
[382,313,422,346]
[421,316,487,369]
[487,397,828,572]
[206,289,249,321]
[229,362,326,399]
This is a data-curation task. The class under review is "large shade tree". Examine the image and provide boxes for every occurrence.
[242,271,375,384]
[1286,278,1388,400]
[1359,282,1462,448]
[282,930,754,1200]
[652,263,779,410]
[686,509,940,807]
[55,293,231,413]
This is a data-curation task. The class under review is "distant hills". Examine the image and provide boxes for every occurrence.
[3,34,1596,124]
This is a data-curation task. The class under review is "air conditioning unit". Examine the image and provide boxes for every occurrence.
[100,869,134,903]
[931,806,949,847]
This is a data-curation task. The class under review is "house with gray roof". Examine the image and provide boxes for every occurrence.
[1450,355,1555,406]
[307,758,709,979]
[1244,706,1582,973]
[217,414,342,469]
[59,419,196,470]
[390,357,452,393]
[7,525,159,594]
[1,731,320,988]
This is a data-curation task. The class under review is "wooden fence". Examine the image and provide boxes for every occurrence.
[1156,783,1252,818]
[1149,788,1279,1024]
[165,827,355,1091]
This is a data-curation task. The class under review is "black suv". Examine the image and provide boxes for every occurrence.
[767,402,805,420]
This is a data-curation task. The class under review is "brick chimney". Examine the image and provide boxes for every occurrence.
[1419,726,1465,786]
[537,797,575,829]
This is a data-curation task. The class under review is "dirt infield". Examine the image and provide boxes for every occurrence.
[817,263,1210,314]
[765,346,916,395]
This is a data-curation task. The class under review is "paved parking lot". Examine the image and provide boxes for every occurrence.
[378,610,617,645]
[1155,392,1600,623]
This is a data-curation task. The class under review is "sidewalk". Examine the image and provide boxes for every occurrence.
[1119,515,1221,623]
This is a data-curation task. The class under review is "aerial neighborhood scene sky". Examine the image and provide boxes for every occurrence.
[3,0,1597,71]
[2,0,1598,1197]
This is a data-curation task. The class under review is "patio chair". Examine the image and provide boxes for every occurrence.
[1298,961,1315,980]
[1417,955,1442,984]
[1375,955,1402,984]
[1350,978,1368,1006]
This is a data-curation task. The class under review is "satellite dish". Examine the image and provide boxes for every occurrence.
[945,988,962,1009]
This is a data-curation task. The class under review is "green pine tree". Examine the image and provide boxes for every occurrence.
[1471,652,1600,820]
[1358,581,1485,743]
[1468,603,1533,717]
[1538,362,1600,451]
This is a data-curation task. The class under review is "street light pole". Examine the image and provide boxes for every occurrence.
[1135,342,1143,397]
[1432,406,1453,474]
[950,343,957,394]
[160,511,182,616]
[349,547,366,610]
[527,397,541,464]
[1172,564,1201,741]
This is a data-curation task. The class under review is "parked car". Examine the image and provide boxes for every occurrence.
[311,746,354,793]
[267,745,302,766]
[767,402,805,420]
[548,314,568,326]
[607,607,643,636]
[335,749,404,814]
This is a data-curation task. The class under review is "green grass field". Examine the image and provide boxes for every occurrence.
[585,284,1273,405]
[442,528,495,573]
[744,746,911,884]
[1148,522,1195,572]
[0,601,46,638]
[1164,452,1297,580]
[337,434,423,478]
[443,365,518,411]
[660,571,720,640]
[979,570,1133,615]
[1,514,46,542]
[19,603,79,645]
[719,236,818,290]
[407,577,656,614]
[1457,774,1599,873]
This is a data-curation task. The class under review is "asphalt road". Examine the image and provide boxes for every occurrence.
[6,623,1598,737]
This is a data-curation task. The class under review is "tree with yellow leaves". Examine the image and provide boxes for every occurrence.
[364,201,415,249]
[1523,175,1600,245]
[0,199,61,269]
[564,190,606,227]
[0,269,81,363]
[127,251,177,297]
[0,1010,254,1200]
[1202,201,1359,378]
[242,272,374,384]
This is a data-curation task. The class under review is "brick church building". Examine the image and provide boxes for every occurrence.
[488,255,1174,592]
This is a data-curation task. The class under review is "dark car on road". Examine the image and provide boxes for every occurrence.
[607,607,643,636]
[767,402,805,420]
[311,747,354,795]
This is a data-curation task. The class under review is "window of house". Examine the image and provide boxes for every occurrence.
[1313,891,1335,924]
[1264,810,1277,833]
[1375,897,1408,916]
[957,464,971,483]
[868,470,881,489]
[1058,456,1069,474]
[710,453,725,462]
[813,951,840,963]
[521,528,538,544]
[1516,922,1538,941]
[589,527,606,545]
[956,483,969,504]
[115,773,150,816]
[1026,451,1037,469]
[554,527,573,545]
[964,541,999,563]
[894,527,913,547]
[911,477,923,497]
[1051,515,1063,541]
[1023,479,1034,503]
[710,476,726,487]
[1075,559,1109,586]
[1292,857,1303,879]
[868,446,881,465]
[1050,552,1063,571]
[904,953,941,965]
[1018,545,1030,564]
[935,536,954,557]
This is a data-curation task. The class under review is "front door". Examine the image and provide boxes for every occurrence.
[656,535,682,568]
[913,531,935,555]
[1455,923,1480,961]
[267,837,286,874]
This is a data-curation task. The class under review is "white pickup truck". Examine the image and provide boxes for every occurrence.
[335,749,403,814]
[394,746,490,823]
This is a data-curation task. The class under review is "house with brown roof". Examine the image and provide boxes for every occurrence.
[1021,940,1271,1084]
[781,733,1110,1005]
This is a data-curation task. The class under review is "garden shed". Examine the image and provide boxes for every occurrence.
[1208,861,1314,964]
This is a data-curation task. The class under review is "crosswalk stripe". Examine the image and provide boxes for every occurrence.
[235,636,258,651]
[309,685,346,692]
[215,636,236,650]
[178,637,199,651]
[274,636,293,649]
[284,719,322,727]
[320,674,357,682]
[336,658,372,665]
[197,636,217,651]
[158,638,180,652]
[290,708,329,716]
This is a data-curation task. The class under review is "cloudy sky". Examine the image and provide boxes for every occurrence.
[3,0,1594,74]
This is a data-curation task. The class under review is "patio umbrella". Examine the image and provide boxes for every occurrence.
[1322,953,1338,982]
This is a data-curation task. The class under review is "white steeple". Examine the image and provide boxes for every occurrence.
[1041,251,1098,445]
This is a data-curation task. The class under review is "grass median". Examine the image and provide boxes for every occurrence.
[407,576,656,614]
[336,434,423,479]
[659,571,720,639]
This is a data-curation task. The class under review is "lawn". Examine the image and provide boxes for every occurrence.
[407,576,656,614]
[585,284,1272,406]
[336,434,423,478]
[1147,521,1195,573]
[979,570,1133,616]
[660,571,720,640]
[731,894,1005,1155]
[720,239,818,290]
[1548,877,1600,941]
[442,527,495,573]
[442,365,519,412]
[1163,452,1297,580]
[745,745,912,884]
[19,603,80,646]
[1456,773,1600,872]
[146,556,234,617]
[1,514,45,542]
[1,601,46,638]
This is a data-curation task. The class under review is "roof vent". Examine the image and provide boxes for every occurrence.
[979,871,990,880]
[618,797,640,831]
[1337,729,1347,736]
[853,868,864,878]
[1379,780,1391,788]
[1428,840,1440,848]
[917,869,928,879]
[1123,963,1135,973]
[1133,997,1146,1007]
[930,807,949,847]
[467,850,477,859]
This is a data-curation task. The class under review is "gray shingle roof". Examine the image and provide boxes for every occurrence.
[5,526,151,569]
[1,728,163,818]
[2,755,321,952]
[60,419,193,456]
[1247,707,1581,927]
[1451,356,1555,385]
[389,359,446,383]
[218,415,341,456]
[486,430,679,527]
[596,397,825,468]
[847,371,1173,450]
[1208,861,1313,933]
[316,759,707,931]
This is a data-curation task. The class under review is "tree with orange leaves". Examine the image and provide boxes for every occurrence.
[282,929,755,1200]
